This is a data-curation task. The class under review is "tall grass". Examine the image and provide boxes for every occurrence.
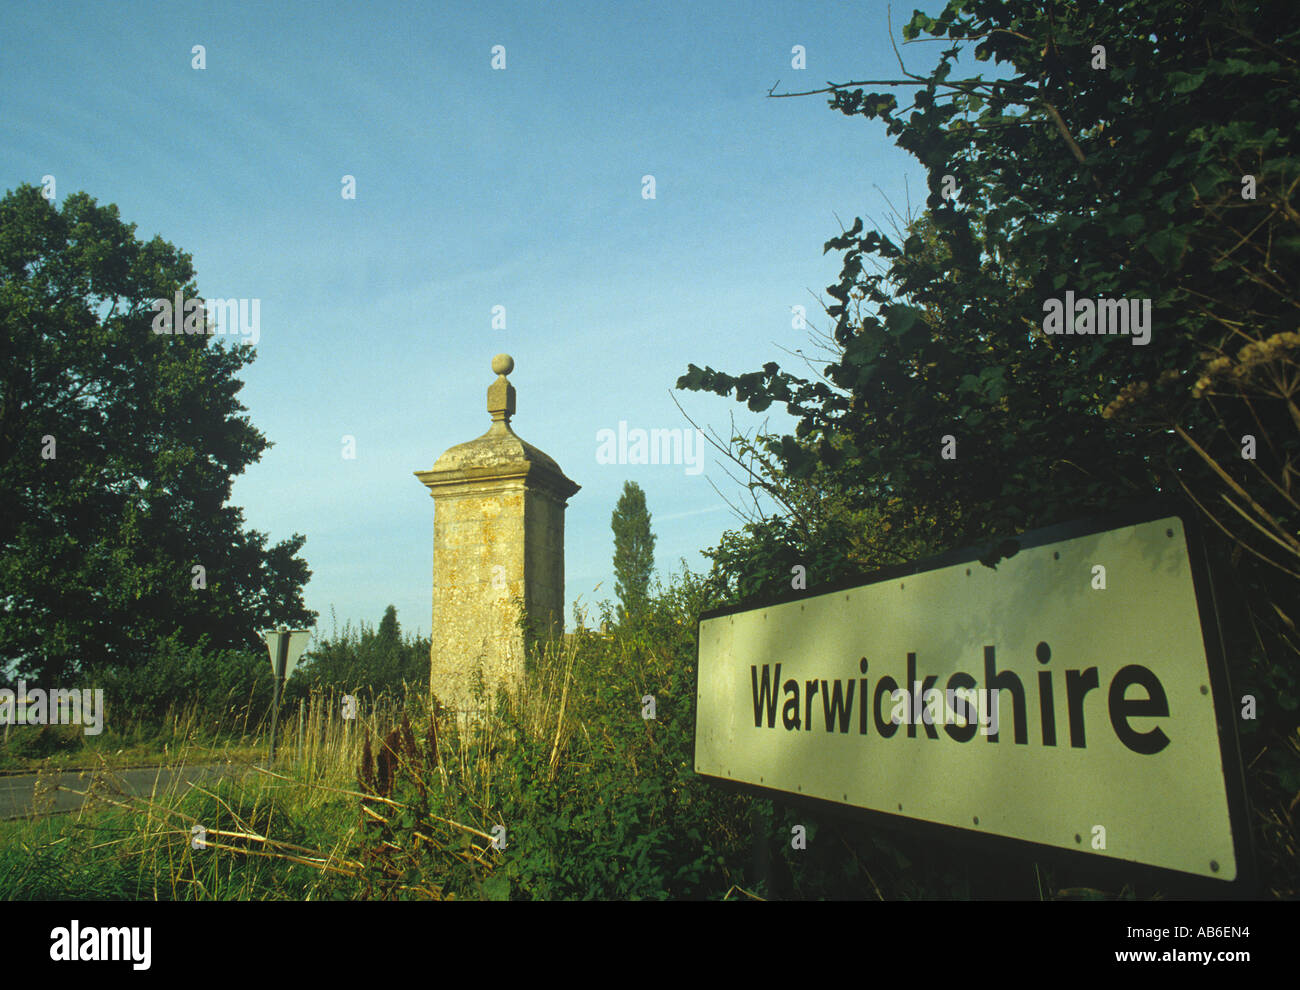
[0,682,432,899]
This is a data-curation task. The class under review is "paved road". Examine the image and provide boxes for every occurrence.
[0,762,264,819]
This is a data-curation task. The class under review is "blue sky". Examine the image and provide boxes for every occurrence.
[2,0,939,640]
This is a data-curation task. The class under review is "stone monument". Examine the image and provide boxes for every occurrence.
[415,354,580,714]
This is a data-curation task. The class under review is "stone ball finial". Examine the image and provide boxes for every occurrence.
[487,354,517,428]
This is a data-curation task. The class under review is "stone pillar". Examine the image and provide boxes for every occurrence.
[414,354,579,715]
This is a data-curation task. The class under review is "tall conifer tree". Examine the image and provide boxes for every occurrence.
[610,481,655,622]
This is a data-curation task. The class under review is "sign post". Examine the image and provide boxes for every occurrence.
[261,627,311,762]
[694,506,1253,893]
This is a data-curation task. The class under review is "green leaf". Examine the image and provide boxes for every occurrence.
[1108,214,1145,238]
[1168,71,1206,94]
[1144,226,1189,267]
[885,304,922,338]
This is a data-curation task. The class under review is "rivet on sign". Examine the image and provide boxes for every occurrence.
[1054,552,1060,560]
[1201,685,1209,695]
[845,595,850,601]
[843,794,848,800]
[1210,860,1219,872]
[900,582,905,589]
[1166,529,1174,538]
[1075,834,1082,843]
[965,568,971,576]
[898,803,903,811]
[973,816,979,825]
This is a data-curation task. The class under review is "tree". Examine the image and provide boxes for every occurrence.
[610,481,656,622]
[370,604,404,684]
[376,604,401,656]
[0,184,316,680]
[681,0,1298,584]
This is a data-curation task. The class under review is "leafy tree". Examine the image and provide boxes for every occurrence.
[375,604,401,662]
[610,481,656,622]
[681,0,1298,597]
[0,184,315,680]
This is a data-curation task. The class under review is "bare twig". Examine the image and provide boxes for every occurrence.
[1174,424,1300,556]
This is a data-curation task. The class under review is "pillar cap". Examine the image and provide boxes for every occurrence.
[417,353,580,503]
[488,354,516,430]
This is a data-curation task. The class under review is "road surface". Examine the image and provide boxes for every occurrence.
[0,762,264,819]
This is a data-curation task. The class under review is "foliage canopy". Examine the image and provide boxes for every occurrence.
[0,184,315,679]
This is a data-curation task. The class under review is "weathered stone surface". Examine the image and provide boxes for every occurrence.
[414,355,579,715]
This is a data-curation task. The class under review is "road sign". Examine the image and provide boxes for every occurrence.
[262,628,311,681]
[694,507,1252,888]
[261,628,311,760]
